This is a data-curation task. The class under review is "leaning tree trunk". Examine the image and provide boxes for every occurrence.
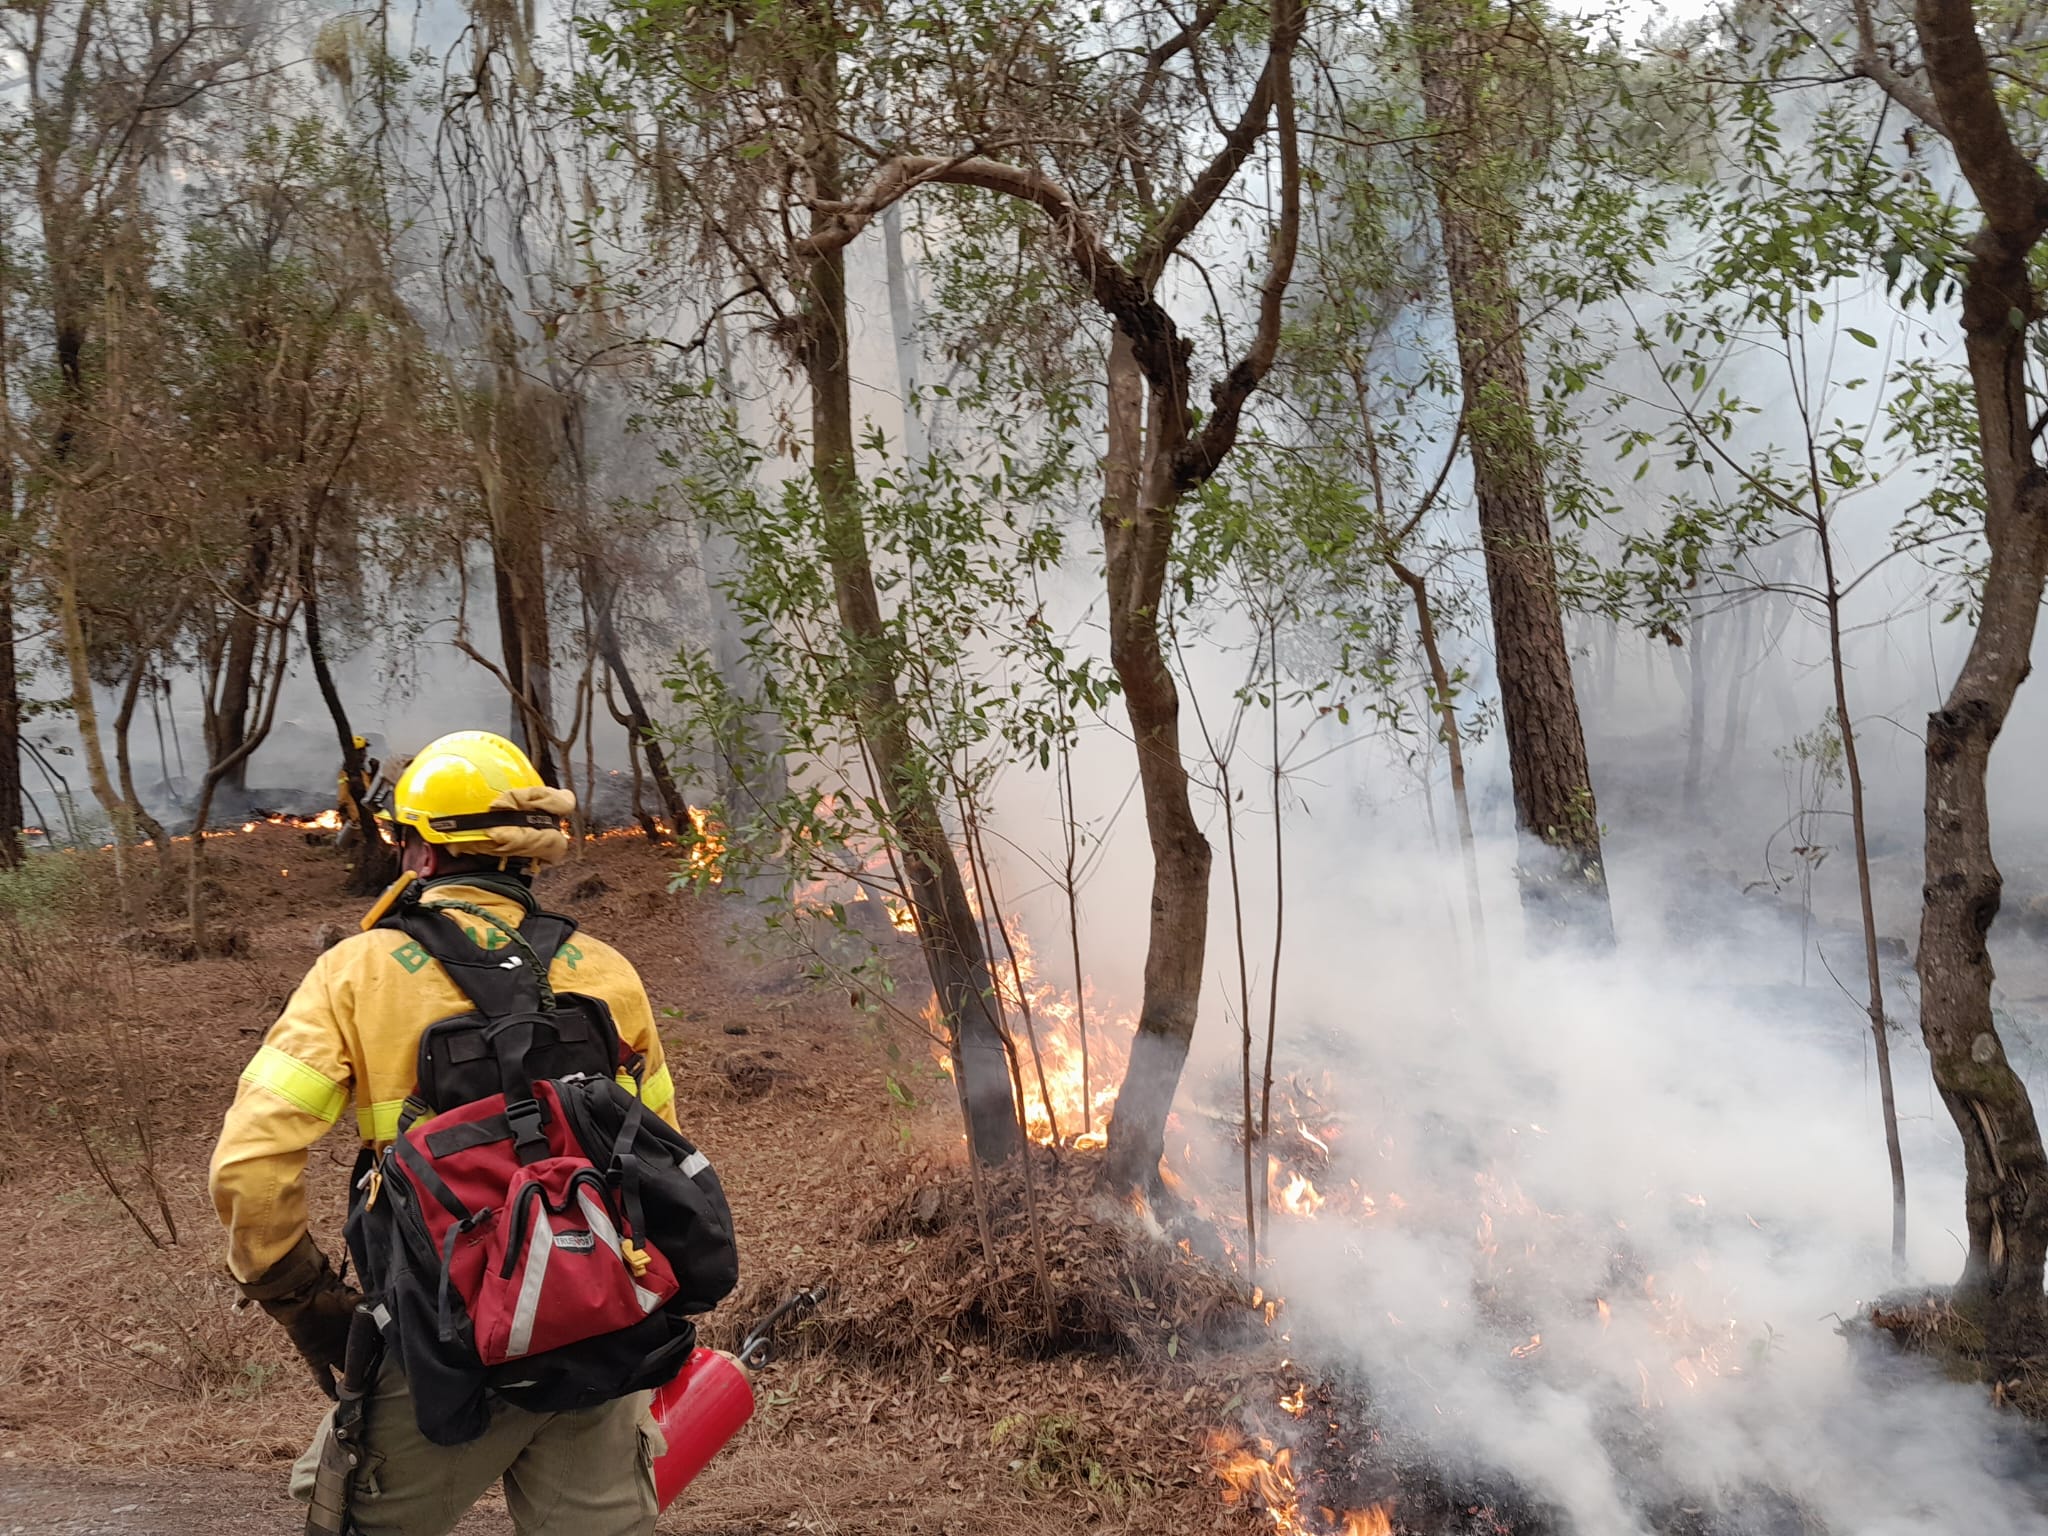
[1416,0,1613,949]
[1903,0,2048,1351]
[586,558,691,838]
[1100,331,1215,1195]
[301,488,398,894]
[801,72,1019,1165]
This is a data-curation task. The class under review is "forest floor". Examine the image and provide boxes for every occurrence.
[0,826,1277,1535]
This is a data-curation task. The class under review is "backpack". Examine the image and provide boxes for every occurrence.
[345,892,739,1446]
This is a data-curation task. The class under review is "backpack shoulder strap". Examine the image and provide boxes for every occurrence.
[382,900,578,1020]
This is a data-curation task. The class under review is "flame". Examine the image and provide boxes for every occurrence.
[1211,1433,1393,1536]
[1212,1436,1314,1534]
[1278,1386,1308,1418]
[930,909,1132,1148]
[685,806,725,882]
[1270,1159,1326,1218]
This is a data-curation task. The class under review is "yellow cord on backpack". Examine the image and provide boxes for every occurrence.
[620,1238,652,1279]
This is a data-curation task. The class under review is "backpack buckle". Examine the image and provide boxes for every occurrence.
[506,1096,550,1165]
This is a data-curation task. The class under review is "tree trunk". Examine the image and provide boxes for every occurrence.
[0,254,22,870]
[1393,558,1485,957]
[1816,518,1907,1267]
[1415,0,1613,948]
[706,314,791,834]
[54,528,133,912]
[1904,0,2048,1347]
[206,528,275,794]
[586,558,690,838]
[880,201,927,466]
[1716,592,1759,778]
[113,646,167,849]
[1101,331,1214,1194]
[801,53,1019,1165]
[301,489,397,895]
[0,555,21,870]
[190,602,293,945]
[1683,603,1708,815]
[490,500,561,787]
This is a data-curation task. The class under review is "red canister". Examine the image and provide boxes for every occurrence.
[650,1347,756,1509]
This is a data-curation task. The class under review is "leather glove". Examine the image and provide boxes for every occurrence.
[239,1233,360,1399]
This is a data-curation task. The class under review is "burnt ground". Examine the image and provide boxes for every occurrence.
[0,828,1271,1535]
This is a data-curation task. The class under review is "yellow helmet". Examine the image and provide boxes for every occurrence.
[393,730,556,848]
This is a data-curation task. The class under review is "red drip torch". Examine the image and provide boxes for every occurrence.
[651,1286,825,1510]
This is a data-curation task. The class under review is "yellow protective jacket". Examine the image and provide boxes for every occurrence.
[209,879,676,1283]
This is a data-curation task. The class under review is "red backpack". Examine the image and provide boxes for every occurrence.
[346,890,738,1445]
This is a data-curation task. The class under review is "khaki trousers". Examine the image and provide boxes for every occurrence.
[292,1359,660,1536]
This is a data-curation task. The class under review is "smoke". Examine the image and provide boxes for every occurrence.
[1246,877,2048,1530]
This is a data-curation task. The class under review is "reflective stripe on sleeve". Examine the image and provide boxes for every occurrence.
[356,1098,406,1144]
[639,1063,674,1115]
[242,1045,347,1123]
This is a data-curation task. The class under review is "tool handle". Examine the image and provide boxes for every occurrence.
[339,1301,384,1404]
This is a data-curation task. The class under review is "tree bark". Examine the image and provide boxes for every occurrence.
[489,495,561,786]
[1415,0,1613,948]
[301,487,397,894]
[206,527,276,794]
[1897,0,2048,1351]
[1099,330,1215,1193]
[54,527,133,912]
[113,645,168,849]
[800,35,1019,1164]
[0,248,22,871]
[0,554,21,870]
[586,557,690,838]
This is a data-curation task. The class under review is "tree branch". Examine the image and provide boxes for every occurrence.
[794,152,1187,392]
[1130,0,1296,289]
[1175,0,1304,488]
[1850,0,1947,131]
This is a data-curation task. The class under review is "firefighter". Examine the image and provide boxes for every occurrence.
[335,735,379,850]
[209,730,676,1536]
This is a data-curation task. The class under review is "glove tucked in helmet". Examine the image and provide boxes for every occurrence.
[392,730,576,867]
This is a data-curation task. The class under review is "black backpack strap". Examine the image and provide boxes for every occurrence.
[384,901,578,1019]
[383,900,584,1165]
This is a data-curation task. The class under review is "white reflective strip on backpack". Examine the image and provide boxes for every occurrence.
[680,1151,710,1178]
[506,1208,554,1358]
[576,1187,662,1314]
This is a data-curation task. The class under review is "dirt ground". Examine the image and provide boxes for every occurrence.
[0,827,1265,1535]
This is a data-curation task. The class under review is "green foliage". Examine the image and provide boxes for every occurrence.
[991,1411,1147,1505]
[0,852,115,929]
